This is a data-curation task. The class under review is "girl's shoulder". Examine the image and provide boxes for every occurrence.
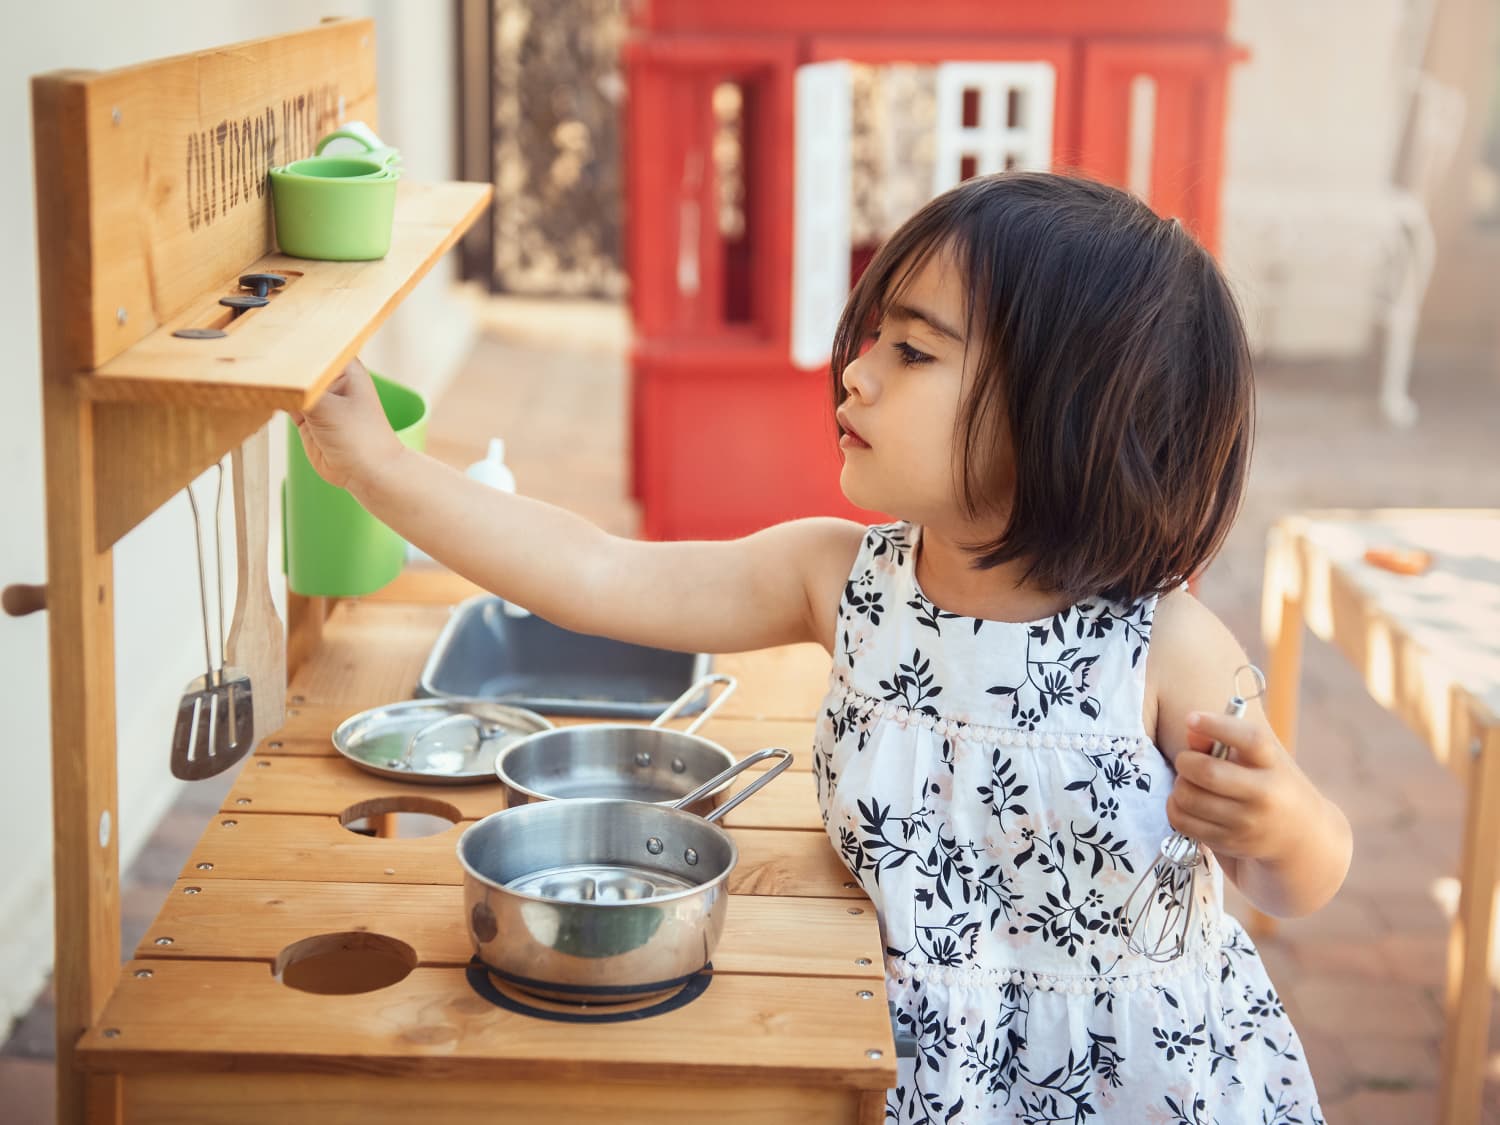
[775,518,877,652]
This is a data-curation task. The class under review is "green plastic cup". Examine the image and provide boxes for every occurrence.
[269,155,399,260]
[285,371,427,596]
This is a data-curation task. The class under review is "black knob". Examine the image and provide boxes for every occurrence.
[220,294,269,311]
[238,272,287,299]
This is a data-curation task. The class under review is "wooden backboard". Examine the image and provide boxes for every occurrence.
[33,18,378,376]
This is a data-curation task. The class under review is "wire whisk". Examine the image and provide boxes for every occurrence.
[1122,664,1266,962]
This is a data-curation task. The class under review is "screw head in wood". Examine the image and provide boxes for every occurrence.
[219,294,268,311]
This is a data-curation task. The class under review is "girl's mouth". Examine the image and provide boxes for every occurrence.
[837,411,870,449]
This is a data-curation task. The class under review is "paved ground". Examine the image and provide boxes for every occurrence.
[3,294,1498,1123]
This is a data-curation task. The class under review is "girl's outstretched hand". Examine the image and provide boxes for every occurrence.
[1164,711,1327,864]
[289,357,404,492]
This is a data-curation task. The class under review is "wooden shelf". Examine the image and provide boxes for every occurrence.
[87,180,492,410]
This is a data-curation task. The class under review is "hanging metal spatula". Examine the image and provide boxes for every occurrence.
[171,464,254,780]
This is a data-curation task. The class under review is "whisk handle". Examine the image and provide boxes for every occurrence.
[1207,696,1248,761]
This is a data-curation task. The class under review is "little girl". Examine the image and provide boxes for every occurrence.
[295,172,1350,1124]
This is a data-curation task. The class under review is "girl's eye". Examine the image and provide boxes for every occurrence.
[893,341,934,366]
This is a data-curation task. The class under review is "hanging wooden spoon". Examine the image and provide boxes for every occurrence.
[226,424,286,746]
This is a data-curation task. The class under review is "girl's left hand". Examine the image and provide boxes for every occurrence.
[1164,711,1324,862]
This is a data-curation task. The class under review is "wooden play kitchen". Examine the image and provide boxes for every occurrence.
[7,21,894,1124]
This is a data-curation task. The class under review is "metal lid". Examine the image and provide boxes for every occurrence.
[332,699,553,784]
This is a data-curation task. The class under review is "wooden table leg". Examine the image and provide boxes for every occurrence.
[1438,725,1500,1125]
[1251,525,1304,940]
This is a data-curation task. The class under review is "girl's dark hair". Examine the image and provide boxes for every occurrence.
[830,172,1253,604]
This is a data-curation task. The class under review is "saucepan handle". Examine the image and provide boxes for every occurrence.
[649,672,737,735]
[672,747,794,824]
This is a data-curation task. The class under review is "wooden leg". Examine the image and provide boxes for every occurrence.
[85,1073,123,1125]
[1251,525,1304,940]
[1438,725,1500,1125]
[285,593,330,682]
[857,1090,888,1125]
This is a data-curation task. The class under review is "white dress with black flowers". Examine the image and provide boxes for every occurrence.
[813,523,1324,1125]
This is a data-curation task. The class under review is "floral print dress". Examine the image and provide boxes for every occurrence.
[813,523,1324,1125]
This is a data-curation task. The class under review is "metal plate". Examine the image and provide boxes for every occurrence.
[332,699,554,784]
[418,596,713,718]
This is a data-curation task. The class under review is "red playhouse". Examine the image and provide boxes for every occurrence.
[623,1,1240,540]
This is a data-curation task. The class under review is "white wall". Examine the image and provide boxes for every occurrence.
[0,0,471,1030]
[1219,0,1435,358]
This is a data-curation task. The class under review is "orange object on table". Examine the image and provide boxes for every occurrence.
[1363,545,1433,575]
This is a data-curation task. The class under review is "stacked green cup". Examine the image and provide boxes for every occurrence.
[285,372,427,596]
[269,128,402,261]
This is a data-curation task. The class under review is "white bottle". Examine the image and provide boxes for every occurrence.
[466,437,516,492]
[465,440,532,619]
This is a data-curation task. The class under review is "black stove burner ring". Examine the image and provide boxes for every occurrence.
[464,957,712,1023]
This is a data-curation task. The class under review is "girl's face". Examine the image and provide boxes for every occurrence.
[836,252,1010,532]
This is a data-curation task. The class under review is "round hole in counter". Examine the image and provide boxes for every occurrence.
[339,796,462,839]
[274,931,418,995]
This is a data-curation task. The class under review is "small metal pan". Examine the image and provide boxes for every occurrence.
[493,673,739,813]
[333,699,554,784]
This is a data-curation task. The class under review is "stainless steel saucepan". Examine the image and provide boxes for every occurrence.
[494,673,741,814]
[457,746,792,1003]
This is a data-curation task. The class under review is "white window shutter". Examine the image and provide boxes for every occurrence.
[791,61,853,371]
[933,62,1055,195]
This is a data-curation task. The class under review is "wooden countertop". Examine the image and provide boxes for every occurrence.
[77,569,895,1113]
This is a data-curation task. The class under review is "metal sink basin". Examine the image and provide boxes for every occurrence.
[418,596,712,719]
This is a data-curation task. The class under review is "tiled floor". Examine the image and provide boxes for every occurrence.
[4,293,1499,1124]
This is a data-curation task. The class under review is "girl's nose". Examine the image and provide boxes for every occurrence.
[841,350,878,402]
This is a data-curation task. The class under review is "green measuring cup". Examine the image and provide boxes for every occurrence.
[284,371,427,596]
[269,155,399,261]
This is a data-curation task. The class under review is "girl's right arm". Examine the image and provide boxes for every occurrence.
[293,360,864,656]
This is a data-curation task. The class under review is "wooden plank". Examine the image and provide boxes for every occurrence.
[80,960,896,1089]
[116,1072,871,1125]
[179,814,860,898]
[367,566,486,605]
[32,69,125,1125]
[717,644,831,721]
[287,601,450,708]
[90,180,491,548]
[135,880,881,980]
[41,20,377,372]
[222,754,824,829]
[89,182,492,409]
